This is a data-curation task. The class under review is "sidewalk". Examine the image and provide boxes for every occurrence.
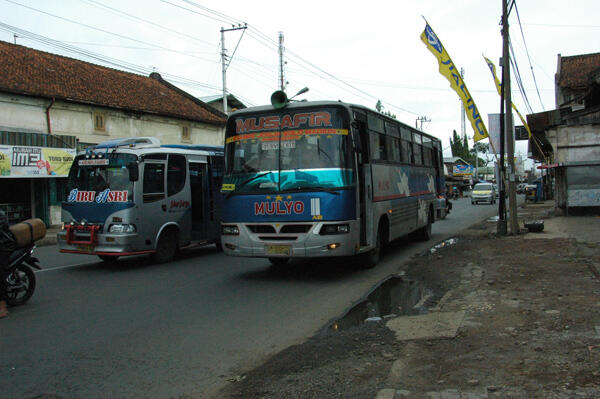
[373,201,600,399]
[217,200,600,399]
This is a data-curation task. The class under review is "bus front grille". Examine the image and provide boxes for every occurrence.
[258,236,298,241]
[280,224,312,233]
[246,225,276,234]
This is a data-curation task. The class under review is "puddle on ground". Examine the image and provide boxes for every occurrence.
[428,237,458,254]
[329,276,434,332]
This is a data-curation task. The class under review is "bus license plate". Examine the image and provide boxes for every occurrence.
[77,244,94,253]
[266,244,291,256]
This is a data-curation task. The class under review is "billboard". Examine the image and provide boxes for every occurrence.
[453,164,474,176]
[0,145,76,178]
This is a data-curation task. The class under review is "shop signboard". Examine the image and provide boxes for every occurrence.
[0,145,76,177]
[453,164,474,176]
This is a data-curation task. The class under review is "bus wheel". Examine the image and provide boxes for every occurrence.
[153,230,177,263]
[361,224,382,269]
[268,257,289,267]
[98,255,119,263]
[415,209,433,241]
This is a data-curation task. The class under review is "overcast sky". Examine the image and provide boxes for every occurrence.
[1,0,599,162]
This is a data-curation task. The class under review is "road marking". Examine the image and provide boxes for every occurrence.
[35,262,95,273]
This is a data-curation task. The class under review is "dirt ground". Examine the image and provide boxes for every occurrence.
[217,212,600,399]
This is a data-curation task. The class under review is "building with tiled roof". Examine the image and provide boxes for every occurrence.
[0,40,227,226]
[555,52,600,108]
[0,40,226,146]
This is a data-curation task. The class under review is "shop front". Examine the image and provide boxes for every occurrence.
[0,144,76,226]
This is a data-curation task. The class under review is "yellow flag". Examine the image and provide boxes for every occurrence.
[483,55,532,138]
[421,23,488,142]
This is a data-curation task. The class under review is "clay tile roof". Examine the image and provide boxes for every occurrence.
[0,41,226,126]
[557,52,600,90]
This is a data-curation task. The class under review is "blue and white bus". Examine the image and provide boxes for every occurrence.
[58,137,224,263]
[219,94,444,268]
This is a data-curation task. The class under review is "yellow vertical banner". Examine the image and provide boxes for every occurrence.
[421,23,489,142]
[483,55,532,138]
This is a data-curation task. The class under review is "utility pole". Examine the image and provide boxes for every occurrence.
[220,24,247,115]
[502,0,519,234]
[278,31,287,91]
[416,116,431,130]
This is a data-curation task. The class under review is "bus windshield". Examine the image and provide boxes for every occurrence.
[67,153,137,201]
[223,107,354,194]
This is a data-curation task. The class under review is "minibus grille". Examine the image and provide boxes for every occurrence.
[246,225,276,234]
[258,236,298,241]
[280,224,312,233]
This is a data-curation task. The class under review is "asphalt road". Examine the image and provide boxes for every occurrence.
[0,197,502,399]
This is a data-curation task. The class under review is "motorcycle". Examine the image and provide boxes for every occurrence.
[2,217,46,307]
[5,244,42,306]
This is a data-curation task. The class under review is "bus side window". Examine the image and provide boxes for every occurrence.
[370,132,387,161]
[167,154,187,196]
[143,163,165,203]
[400,128,412,164]
[412,133,423,165]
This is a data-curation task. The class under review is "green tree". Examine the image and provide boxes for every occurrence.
[375,100,396,119]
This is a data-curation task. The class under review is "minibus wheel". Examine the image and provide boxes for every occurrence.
[153,229,177,263]
[98,255,119,263]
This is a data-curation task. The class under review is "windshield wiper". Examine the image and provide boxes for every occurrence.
[226,171,272,199]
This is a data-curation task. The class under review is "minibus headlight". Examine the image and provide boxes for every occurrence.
[108,224,136,234]
[320,224,350,235]
[222,225,239,235]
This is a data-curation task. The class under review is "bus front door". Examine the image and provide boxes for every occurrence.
[140,160,169,248]
[189,161,209,240]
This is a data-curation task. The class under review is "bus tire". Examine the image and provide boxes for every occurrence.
[153,229,178,263]
[268,257,289,267]
[415,209,433,241]
[98,255,119,263]
[361,223,383,269]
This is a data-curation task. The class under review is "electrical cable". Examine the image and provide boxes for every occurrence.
[509,39,534,114]
[3,0,217,64]
[512,0,545,110]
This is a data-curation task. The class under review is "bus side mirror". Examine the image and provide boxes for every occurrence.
[128,163,139,181]
[351,124,362,153]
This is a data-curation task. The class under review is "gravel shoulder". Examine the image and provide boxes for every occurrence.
[216,210,600,399]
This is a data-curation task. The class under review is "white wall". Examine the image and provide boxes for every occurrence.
[0,93,225,146]
[547,124,600,164]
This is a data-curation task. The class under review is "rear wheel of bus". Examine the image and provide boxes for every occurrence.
[414,208,433,241]
[152,228,178,263]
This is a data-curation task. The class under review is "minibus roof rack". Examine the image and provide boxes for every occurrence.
[162,144,224,155]
[93,137,161,149]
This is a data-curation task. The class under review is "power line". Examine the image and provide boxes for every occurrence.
[0,22,224,93]
[512,0,545,110]
[523,22,600,28]
[80,0,217,48]
[3,0,217,64]
[161,0,420,115]
[509,39,533,114]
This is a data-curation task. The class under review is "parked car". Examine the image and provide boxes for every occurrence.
[471,183,497,205]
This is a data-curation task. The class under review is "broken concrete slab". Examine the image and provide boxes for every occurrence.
[386,311,466,341]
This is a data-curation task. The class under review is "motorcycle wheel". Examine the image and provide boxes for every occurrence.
[6,264,36,306]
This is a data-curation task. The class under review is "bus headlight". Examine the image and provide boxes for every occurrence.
[320,224,350,235]
[108,224,137,234]
[222,225,240,235]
